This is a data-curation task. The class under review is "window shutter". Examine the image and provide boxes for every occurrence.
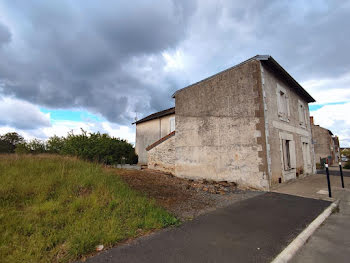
[286,95,290,118]
[290,140,296,168]
[277,92,282,115]
[298,104,304,124]
[282,140,288,170]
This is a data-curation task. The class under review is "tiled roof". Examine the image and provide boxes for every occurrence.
[133,107,175,125]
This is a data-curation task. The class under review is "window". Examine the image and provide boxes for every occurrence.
[298,100,307,127]
[302,142,311,166]
[277,84,289,121]
[169,117,175,132]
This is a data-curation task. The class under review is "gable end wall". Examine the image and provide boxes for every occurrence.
[174,60,269,190]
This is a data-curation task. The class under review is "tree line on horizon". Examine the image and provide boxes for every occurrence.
[0,130,138,165]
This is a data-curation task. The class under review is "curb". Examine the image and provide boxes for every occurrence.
[271,199,340,263]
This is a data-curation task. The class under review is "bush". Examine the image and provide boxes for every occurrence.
[61,130,137,165]
[1,130,138,165]
[344,161,350,169]
[27,139,46,154]
[46,135,65,154]
[14,139,46,154]
[14,143,30,154]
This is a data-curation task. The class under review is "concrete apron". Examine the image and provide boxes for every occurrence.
[271,173,350,262]
[271,173,350,201]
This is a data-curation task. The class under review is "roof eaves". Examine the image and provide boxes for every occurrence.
[132,107,175,125]
[259,56,316,103]
[171,54,316,103]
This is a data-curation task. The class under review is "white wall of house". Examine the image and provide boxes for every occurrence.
[135,114,175,164]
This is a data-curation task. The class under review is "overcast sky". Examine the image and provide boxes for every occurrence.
[1,0,350,146]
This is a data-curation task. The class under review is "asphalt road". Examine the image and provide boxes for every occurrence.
[317,169,350,177]
[291,189,350,263]
[85,192,330,263]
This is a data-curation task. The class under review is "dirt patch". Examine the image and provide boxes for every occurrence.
[112,168,263,220]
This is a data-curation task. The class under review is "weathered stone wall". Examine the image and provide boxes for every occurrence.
[147,134,175,174]
[174,60,269,190]
[261,62,315,185]
[135,114,175,164]
[311,125,333,164]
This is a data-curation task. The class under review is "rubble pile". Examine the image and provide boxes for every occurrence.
[187,180,237,195]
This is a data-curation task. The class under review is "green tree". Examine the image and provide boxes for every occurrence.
[0,132,25,153]
[46,135,65,153]
[27,139,46,154]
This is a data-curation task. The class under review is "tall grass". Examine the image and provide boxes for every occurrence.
[0,154,177,262]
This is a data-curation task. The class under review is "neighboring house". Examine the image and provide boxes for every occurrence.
[134,107,175,165]
[134,55,316,190]
[310,116,340,166]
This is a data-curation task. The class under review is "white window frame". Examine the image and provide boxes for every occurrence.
[276,84,290,122]
[169,117,175,133]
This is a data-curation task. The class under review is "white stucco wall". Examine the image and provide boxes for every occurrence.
[135,114,175,164]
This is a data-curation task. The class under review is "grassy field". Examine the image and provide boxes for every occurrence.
[0,154,178,263]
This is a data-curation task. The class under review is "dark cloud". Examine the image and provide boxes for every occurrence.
[0,0,196,124]
[0,0,349,128]
[0,22,11,46]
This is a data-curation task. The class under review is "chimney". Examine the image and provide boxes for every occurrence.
[310,116,314,125]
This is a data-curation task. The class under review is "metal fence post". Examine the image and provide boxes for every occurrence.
[325,163,332,198]
[339,162,345,188]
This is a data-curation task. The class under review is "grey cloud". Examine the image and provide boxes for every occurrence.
[0,22,11,46]
[180,0,350,85]
[0,97,51,130]
[0,0,349,128]
[0,0,196,125]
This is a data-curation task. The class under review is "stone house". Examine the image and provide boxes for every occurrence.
[134,55,316,190]
[310,116,340,166]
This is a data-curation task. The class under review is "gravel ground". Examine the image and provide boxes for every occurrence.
[112,168,263,220]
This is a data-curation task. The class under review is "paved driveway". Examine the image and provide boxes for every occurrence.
[85,192,330,263]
